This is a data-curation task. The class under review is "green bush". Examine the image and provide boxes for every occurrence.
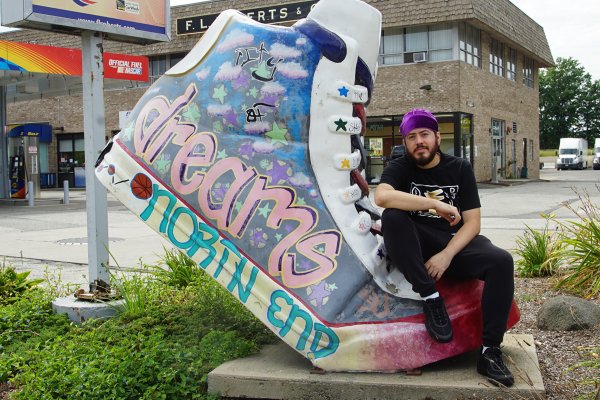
[1,249,276,399]
[514,215,564,277]
[111,273,151,321]
[151,248,204,288]
[0,264,44,304]
[555,189,600,298]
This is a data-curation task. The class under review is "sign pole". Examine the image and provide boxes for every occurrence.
[81,30,110,290]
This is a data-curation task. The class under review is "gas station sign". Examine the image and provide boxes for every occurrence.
[1,0,170,44]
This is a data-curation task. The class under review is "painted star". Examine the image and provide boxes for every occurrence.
[257,203,272,218]
[326,283,338,291]
[234,201,243,212]
[340,159,351,169]
[338,86,349,97]
[217,149,228,159]
[334,118,348,132]
[299,260,312,271]
[239,142,254,158]
[307,281,331,308]
[377,248,385,260]
[212,185,228,202]
[266,122,288,146]
[268,160,290,184]
[232,72,250,90]
[213,120,224,132]
[182,103,201,122]
[154,155,171,174]
[213,84,228,104]
[248,87,259,98]
[275,233,282,242]
[296,197,306,205]
[224,109,239,127]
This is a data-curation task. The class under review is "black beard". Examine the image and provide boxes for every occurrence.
[409,143,440,166]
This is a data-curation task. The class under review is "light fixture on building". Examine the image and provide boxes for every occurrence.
[419,84,432,91]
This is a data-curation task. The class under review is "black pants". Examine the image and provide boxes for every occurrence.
[381,208,514,347]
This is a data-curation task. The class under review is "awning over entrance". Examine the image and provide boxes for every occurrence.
[7,123,52,143]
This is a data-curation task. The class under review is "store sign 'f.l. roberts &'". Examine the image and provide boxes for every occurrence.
[176,0,319,36]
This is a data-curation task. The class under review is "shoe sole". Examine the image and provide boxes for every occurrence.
[95,1,519,372]
[477,366,515,387]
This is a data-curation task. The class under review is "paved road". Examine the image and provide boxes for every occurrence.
[1,168,598,287]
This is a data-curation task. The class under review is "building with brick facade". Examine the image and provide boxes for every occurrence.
[0,0,552,191]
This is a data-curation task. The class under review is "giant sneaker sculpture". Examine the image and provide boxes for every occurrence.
[96,0,518,371]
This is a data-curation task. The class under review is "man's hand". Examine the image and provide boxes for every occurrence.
[425,250,453,280]
[434,201,461,226]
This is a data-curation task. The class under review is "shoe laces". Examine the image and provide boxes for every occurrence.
[485,347,509,372]
[426,298,448,325]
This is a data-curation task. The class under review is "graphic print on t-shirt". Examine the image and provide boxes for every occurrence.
[410,183,459,219]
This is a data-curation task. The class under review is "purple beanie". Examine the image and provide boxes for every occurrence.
[399,108,438,137]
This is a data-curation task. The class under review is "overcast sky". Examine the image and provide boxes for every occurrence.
[170,0,600,80]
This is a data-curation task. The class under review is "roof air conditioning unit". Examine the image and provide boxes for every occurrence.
[414,51,427,63]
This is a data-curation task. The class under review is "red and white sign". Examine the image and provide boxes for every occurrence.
[104,53,149,82]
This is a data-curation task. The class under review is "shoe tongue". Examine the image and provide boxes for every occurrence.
[306,0,381,79]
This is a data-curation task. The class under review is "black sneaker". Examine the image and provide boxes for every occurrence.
[422,297,453,343]
[477,346,515,387]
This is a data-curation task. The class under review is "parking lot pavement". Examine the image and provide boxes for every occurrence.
[0,189,173,287]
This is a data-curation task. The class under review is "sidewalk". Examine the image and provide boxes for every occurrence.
[0,188,173,288]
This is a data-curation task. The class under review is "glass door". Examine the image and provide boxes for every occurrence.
[491,119,505,181]
[57,133,85,188]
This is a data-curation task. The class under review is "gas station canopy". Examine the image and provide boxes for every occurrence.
[0,39,149,102]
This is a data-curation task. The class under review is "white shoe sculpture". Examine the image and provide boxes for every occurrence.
[96,0,519,371]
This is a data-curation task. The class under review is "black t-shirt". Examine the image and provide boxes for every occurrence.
[379,153,481,233]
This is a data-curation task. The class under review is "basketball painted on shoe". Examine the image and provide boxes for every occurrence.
[95,0,519,371]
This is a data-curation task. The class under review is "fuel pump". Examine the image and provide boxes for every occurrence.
[6,123,49,199]
[9,141,26,198]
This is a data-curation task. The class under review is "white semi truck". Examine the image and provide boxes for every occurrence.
[556,138,588,170]
[594,138,600,170]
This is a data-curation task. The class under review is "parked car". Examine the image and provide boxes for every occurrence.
[390,144,406,160]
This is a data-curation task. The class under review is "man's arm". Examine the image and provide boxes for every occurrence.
[425,207,481,280]
[374,183,461,226]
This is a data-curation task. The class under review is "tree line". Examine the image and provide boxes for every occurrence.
[539,57,600,149]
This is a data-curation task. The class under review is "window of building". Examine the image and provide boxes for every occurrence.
[148,53,187,84]
[429,22,453,61]
[149,55,167,81]
[459,22,481,68]
[378,23,453,66]
[379,27,404,65]
[489,38,504,76]
[523,56,534,88]
[506,47,517,81]
[530,139,534,161]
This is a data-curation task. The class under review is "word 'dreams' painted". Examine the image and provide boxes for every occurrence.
[133,82,341,289]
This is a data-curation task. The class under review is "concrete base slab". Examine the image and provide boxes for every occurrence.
[208,334,545,400]
[52,296,124,324]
